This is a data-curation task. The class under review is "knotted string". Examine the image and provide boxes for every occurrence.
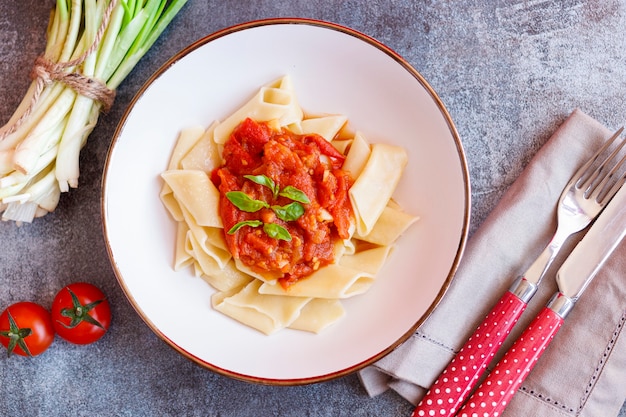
[0,0,119,142]
[30,56,116,111]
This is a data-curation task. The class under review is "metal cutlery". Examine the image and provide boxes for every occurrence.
[412,127,626,417]
[458,170,626,416]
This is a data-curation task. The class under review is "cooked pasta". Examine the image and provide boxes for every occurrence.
[160,75,418,335]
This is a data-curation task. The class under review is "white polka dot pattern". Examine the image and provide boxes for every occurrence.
[458,306,564,417]
[411,291,527,417]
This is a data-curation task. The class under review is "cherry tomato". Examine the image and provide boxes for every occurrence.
[51,282,111,345]
[0,301,55,357]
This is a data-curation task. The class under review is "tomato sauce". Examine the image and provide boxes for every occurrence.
[211,118,354,288]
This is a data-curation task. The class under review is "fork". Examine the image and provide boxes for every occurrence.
[411,127,626,417]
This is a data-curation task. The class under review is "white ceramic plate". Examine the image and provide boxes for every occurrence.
[102,19,470,384]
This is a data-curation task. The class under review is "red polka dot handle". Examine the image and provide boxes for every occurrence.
[411,290,528,417]
[458,305,564,417]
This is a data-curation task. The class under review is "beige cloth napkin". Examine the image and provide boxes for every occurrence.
[359,109,626,417]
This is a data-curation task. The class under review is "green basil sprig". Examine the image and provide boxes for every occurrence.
[263,223,292,241]
[226,191,269,212]
[225,175,310,241]
[271,202,305,222]
[243,174,311,204]
[227,220,263,234]
[244,174,279,199]
[227,220,291,242]
[279,185,310,204]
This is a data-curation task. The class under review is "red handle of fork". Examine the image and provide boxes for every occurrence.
[411,283,533,417]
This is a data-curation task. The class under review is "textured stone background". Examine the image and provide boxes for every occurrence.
[1,1,625,416]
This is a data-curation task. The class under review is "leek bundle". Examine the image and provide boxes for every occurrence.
[0,0,188,223]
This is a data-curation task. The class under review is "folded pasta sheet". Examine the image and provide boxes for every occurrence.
[199,260,253,293]
[288,298,345,333]
[258,264,375,299]
[287,114,348,142]
[356,204,419,246]
[258,245,393,299]
[213,75,303,144]
[338,245,394,275]
[349,143,408,236]
[180,121,221,173]
[161,170,222,228]
[173,221,193,271]
[212,280,311,335]
[341,132,370,179]
[166,126,206,169]
[159,126,206,222]
[186,231,231,275]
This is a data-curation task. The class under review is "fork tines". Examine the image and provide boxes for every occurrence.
[577,127,626,204]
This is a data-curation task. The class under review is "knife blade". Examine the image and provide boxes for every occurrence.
[457,182,626,417]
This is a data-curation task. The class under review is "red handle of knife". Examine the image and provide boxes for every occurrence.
[457,305,564,417]
[411,289,528,417]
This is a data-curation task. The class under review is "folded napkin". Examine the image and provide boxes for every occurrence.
[359,109,626,417]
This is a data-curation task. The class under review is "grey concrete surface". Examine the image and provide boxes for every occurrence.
[1,1,625,416]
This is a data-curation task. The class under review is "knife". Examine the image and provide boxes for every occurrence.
[456,179,626,417]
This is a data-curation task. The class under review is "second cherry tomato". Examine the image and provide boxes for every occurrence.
[51,282,111,345]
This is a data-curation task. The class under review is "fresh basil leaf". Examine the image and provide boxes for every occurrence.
[263,223,292,241]
[271,202,305,222]
[244,174,278,198]
[226,191,269,212]
[227,220,263,234]
[279,186,310,204]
